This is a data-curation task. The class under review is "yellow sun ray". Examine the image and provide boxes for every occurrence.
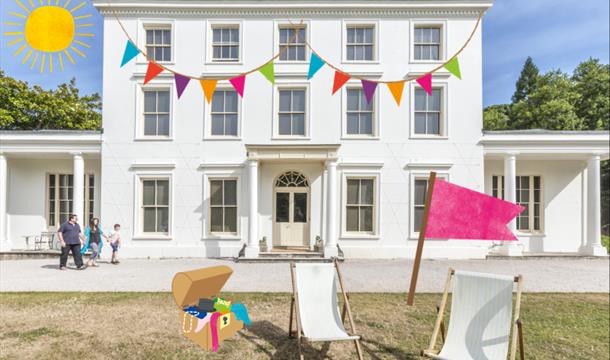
[74,14,92,20]
[63,0,72,8]
[4,32,24,36]
[76,24,94,28]
[7,37,24,46]
[14,43,27,56]
[4,22,23,26]
[58,52,64,71]
[30,51,39,69]
[74,39,90,48]
[15,0,31,14]
[63,49,75,64]
[70,1,85,12]
[40,53,46,73]
[76,33,94,37]
[49,53,53,73]
[27,0,35,8]
[70,46,85,57]
[9,12,27,19]
[22,49,33,64]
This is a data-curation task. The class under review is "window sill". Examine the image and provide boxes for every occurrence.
[137,61,175,66]
[276,61,309,65]
[409,135,449,140]
[410,59,445,65]
[132,235,172,241]
[341,135,379,140]
[203,136,242,141]
[202,234,242,241]
[134,137,174,142]
[342,60,380,65]
[340,233,380,240]
[516,232,546,237]
[271,136,311,140]
[205,61,243,65]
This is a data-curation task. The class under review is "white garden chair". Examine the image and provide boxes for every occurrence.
[289,260,363,360]
[422,268,525,360]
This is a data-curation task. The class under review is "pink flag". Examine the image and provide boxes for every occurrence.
[416,73,432,95]
[361,79,378,104]
[229,75,246,97]
[174,74,191,99]
[426,179,524,241]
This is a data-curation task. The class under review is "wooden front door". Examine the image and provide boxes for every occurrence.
[272,171,310,247]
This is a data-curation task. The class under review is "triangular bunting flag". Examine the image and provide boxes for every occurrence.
[416,73,433,95]
[230,75,246,97]
[259,61,275,84]
[444,57,462,79]
[144,62,164,85]
[200,79,218,104]
[332,71,351,95]
[387,81,406,106]
[120,40,139,67]
[361,79,378,104]
[307,53,325,80]
[174,74,191,99]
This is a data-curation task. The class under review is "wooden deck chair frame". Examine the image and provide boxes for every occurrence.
[289,259,363,360]
[422,268,525,360]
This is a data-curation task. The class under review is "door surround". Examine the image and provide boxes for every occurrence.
[272,170,310,248]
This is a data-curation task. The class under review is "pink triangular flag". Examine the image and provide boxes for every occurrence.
[416,73,433,95]
[229,75,246,97]
[426,179,525,241]
[174,74,191,99]
[361,79,378,104]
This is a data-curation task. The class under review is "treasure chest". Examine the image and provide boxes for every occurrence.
[171,265,244,350]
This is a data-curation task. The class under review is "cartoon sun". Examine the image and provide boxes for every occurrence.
[4,0,94,73]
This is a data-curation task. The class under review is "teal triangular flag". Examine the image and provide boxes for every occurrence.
[307,53,325,80]
[120,40,140,67]
[444,57,462,79]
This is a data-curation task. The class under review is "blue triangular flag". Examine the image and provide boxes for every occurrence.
[307,53,325,80]
[120,40,140,67]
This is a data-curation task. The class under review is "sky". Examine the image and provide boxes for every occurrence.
[1,0,609,107]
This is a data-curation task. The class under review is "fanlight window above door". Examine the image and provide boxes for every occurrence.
[275,171,309,187]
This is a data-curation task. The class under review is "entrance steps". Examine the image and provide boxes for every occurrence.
[235,251,344,263]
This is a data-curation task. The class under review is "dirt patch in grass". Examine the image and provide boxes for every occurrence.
[0,292,607,359]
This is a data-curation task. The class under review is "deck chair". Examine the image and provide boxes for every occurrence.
[289,260,363,360]
[422,268,525,360]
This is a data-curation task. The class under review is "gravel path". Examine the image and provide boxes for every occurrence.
[1,258,608,292]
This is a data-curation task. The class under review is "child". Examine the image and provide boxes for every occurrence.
[107,224,122,264]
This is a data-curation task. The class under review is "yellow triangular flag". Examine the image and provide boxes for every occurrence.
[387,81,406,106]
[200,79,218,104]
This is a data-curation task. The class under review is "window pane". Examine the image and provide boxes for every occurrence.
[225,115,238,136]
[430,45,439,60]
[146,30,154,44]
[292,114,305,135]
[346,46,354,61]
[143,180,155,205]
[414,45,423,60]
[297,46,305,61]
[279,115,291,135]
[224,207,237,233]
[276,192,289,222]
[143,208,156,232]
[414,207,424,232]
[279,91,291,112]
[347,179,359,204]
[346,206,359,231]
[294,193,307,223]
[431,89,441,110]
[157,180,169,206]
[213,46,221,59]
[157,207,169,233]
[414,89,427,111]
[347,28,355,43]
[361,179,374,205]
[279,28,288,43]
[347,89,359,110]
[144,91,156,112]
[427,113,440,135]
[364,45,373,60]
[210,180,223,205]
[210,207,223,232]
[430,28,440,43]
[360,207,373,231]
[157,91,170,112]
[414,179,427,205]
[225,91,238,112]
[224,180,237,206]
[360,114,373,135]
[143,116,156,136]
[293,91,305,112]
[157,115,170,136]
[347,114,359,134]
[211,115,225,135]
[414,113,426,134]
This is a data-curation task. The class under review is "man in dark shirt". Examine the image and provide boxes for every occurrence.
[57,214,86,270]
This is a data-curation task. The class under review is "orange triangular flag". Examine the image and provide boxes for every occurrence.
[144,62,164,84]
[200,79,218,104]
[387,81,406,106]
[332,71,351,95]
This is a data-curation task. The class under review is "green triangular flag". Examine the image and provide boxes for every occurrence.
[259,61,275,84]
[444,57,461,79]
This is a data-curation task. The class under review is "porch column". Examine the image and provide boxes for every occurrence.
[324,159,338,257]
[498,153,522,256]
[72,152,85,226]
[0,153,7,250]
[245,159,259,258]
[583,154,606,256]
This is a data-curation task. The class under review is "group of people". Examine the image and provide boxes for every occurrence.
[57,214,122,270]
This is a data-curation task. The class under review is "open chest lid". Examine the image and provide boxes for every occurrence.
[171,265,233,308]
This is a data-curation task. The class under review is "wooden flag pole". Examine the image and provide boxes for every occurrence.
[407,171,437,306]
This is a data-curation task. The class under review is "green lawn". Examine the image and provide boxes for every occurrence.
[602,235,610,253]
[0,292,608,359]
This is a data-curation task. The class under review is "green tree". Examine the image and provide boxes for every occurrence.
[572,58,610,131]
[483,104,511,130]
[0,70,101,130]
[512,56,539,103]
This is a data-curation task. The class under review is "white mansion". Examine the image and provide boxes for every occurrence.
[0,0,608,259]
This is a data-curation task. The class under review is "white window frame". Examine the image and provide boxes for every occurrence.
[137,20,175,64]
[341,82,379,139]
[133,172,173,240]
[409,81,448,139]
[45,173,96,229]
[203,85,242,140]
[274,20,310,63]
[206,20,242,64]
[201,165,243,240]
[135,84,174,141]
[272,83,310,139]
[342,20,379,63]
[409,171,449,239]
[340,170,381,239]
[410,20,446,63]
[492,175,544,234]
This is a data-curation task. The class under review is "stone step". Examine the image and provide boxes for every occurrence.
[259,251,324,258]
[235,256,343,263]
[0,250,61,260]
